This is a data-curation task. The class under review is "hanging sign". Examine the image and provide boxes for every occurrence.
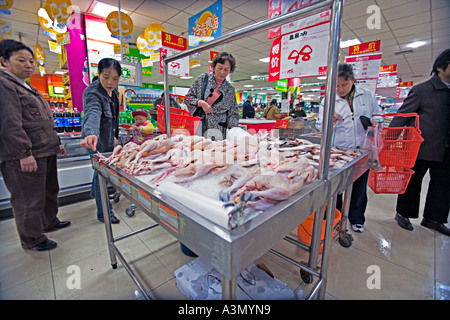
[160,48,190,77]
[0,0,13,15]
[377,71,397,88]
[0,20,12,34]
[268,0,323,40]
[34,43,46,66]
[348,40,381,56]
[48,40,61,54]
[188,0,222,48]
[106,11,134,40]
[137,23,165,56]
[380,64,396,72]
[395,82,413,99]
[344,53,382,79]
[269,19,330,81]
[41,0,72,33]
[161,31,187,51]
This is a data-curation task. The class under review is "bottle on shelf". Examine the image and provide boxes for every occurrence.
[64,107,73,132]
[73,108,82,132]
[54,108,65,133]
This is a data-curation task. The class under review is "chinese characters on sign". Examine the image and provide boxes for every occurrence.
[348,40,381,56]
[188,0,222,48]
[344,52,382,93]
[269,18,330,82]
[161,32,187,51]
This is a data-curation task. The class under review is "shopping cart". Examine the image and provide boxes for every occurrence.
[368,112,423,194]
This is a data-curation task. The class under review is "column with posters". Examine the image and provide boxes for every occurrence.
[344,40,382,93]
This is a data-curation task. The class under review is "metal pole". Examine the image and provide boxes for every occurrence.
[117,0,123,60]
[222,277,237,300]
[162,53,171,138]
[98,174,117,269]
[318,0,344,181]
[164,0,332,63]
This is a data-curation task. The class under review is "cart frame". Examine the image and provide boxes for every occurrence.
[97,0,354,300]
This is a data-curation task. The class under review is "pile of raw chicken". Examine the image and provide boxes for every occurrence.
[98,128,361,211]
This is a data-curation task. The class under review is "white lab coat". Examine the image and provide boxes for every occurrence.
[316,86,383,148]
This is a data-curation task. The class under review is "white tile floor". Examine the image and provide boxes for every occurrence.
[0,174,448,300]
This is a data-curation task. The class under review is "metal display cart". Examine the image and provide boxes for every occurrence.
[95,0,356,300]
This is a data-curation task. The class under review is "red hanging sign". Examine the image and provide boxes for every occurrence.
[348,40,381,56]
[161,31,187,51]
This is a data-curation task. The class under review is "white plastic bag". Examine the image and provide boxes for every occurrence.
[363,124,384,171]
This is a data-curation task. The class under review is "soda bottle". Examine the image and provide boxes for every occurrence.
[73,108,82,132]
[54,109,65,133]
[119,107,127,125]
[126,108,133,125]
[64,108,73,132]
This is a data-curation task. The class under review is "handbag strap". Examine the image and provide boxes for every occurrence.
[201,73,209,100]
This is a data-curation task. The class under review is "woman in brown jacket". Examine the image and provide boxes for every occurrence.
[263,99,281,120]
[0,40,69,251]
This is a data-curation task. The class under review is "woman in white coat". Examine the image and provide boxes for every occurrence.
[316,64,383,232]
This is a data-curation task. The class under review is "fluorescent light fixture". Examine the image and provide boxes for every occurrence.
[243,84,254,88]
[317,76,326,80]
[340,38,361,48]
[158,81,164,84]
[406,41,426,49]
[308,94,316,96]
[89,1,129,18]
[311,88,321,91]
[54,71,65,75]
[180,76,193,79]
[258,57,270,63]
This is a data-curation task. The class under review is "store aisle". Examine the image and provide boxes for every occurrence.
[0,174,448,300]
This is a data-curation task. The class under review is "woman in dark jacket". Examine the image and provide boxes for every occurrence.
[80,58,122,224]
[0,40,69,251]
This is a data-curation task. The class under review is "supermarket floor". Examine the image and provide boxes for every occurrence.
[0,173,448,300]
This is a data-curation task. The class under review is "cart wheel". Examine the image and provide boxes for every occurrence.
[339,233,354,248]
[112,263,117,269]
[126,204,136,217]
[113,193,121,203]
[300,269,313,284]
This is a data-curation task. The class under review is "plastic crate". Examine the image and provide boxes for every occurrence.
[368,166,414,194]
[157,105,201,135]
[275,119,289,129]
[377,113,424,168]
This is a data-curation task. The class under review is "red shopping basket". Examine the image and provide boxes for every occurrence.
[368,166,414,194]
[378,113,424,168]
[275,119,289,129]
[157,105,201,135]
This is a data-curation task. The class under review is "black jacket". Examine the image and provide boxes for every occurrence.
[389,74,450,162]
[242,100,255,118]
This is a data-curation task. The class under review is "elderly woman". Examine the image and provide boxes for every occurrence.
[0,40,69,251]
[186,52,239,140]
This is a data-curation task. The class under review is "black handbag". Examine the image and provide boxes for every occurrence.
[193,74,209,134]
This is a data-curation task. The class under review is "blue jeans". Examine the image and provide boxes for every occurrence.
[91,171,114,221]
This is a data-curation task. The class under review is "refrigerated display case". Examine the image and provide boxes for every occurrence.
[0,134,94,219]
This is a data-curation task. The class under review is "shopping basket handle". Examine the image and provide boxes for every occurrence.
[375,112,421,134]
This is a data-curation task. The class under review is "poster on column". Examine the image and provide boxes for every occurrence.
[269,20,329,81]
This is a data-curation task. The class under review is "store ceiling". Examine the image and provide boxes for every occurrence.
[1,0,449,99]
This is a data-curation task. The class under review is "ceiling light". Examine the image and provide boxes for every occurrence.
[340,38,361,48]
[244,84,254,88]
[180,76,193,79]
[258,57,270,63]
[88,1,129,18]
[317,76,326,80]
[54,71,65,75]
[406,41,426,49]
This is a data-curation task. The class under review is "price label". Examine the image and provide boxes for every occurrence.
[121,177,132,195]
[137,188,152,211]
[109,170,121,187]
[159,204,179,233]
